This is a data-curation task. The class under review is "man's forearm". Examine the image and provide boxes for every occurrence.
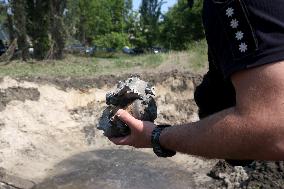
[110,62,284,161]
[160,107,283,160]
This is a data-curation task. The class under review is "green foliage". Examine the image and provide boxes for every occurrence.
[160,0,205,50]
[64,0,80,37]
[0,0,207,62]
[12,0,29,60]
[186,39,208,71]
[94,32,130,49]
[0,5,6,24]
[71,0,132,45]
[126,11,147,48]
[139,0,164,47]
[50,0,68,59]
[26,0,51,60]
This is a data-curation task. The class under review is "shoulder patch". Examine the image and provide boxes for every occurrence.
[213,0,259,59]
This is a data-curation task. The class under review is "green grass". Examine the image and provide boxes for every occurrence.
[186,39,208,71]
[0,40,208,77]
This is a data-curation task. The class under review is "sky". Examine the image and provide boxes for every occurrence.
[133,0,177,13]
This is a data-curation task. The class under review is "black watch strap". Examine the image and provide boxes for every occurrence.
[151,125,176,158]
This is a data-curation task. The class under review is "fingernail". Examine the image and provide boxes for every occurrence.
[117,109,123,115]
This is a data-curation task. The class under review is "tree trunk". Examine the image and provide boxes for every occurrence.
[6,14,15,42]
[49,0,67,59]
[26,0,51,60]
[12,0,29,61]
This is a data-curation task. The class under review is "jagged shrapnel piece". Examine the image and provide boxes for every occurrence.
[98,77,157,138]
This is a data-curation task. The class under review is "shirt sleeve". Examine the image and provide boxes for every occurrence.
[203,0,284,78]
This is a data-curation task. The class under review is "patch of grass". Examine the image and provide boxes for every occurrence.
[0,41,208,77]
[90,53,164,74]
[113,53,163,68]
[186,39,208,72]
[0,59,99,77]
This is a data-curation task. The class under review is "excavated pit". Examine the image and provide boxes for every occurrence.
[0,72,282,189]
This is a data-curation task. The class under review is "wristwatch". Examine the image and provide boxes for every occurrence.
[151,125,176,158]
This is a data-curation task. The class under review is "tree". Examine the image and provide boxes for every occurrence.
[127,11,147,48]
[64,0,80,39]
[124,0,134,34]
[49,0,67,59]
[0,3,7,24]
[160,0,204,50]
[26,0,51,60]
[11,0,29,61]
[94,32,130,49]
[72,0,132,47]
[139,0,164,47]
[76,0,93,44]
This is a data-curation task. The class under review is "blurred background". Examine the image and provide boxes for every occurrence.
[0,0,207,77]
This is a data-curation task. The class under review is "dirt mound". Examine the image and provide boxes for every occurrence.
[245,161,284,188]
[208,160,284,189]
[18,70,202,90]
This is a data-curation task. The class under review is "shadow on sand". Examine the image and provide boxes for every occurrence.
[35,149,196,189]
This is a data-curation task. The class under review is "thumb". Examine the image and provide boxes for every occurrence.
[116,109,142,130]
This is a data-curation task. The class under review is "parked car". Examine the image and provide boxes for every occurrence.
[122,46,168,55]
[150,47,168,54]
[65,44,85,54]
[122,46,133,54]
[85,45,116,57]
[132,47,145,55]
[85,46,96,56]
[122,46,145,55]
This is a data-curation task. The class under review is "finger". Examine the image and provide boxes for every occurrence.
[116,109,142,129]
[109,136,132,146]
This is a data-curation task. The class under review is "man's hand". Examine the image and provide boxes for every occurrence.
[108,109,156,148]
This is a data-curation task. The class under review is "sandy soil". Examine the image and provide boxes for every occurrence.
[0,72,283,189]
[0,72,216,189]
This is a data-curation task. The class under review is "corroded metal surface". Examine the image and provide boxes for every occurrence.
[98,77,157,137]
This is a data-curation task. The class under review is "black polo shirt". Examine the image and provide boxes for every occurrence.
[203,0,284,78]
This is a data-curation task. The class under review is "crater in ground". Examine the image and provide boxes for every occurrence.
[0,72,282,189]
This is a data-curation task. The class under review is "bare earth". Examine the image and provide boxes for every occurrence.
[0,72,216,189]
[0,71,283,189]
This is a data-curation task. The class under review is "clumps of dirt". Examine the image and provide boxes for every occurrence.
[208,160,284,189]
[18,75,124,90]
[208,161,249,189]
[0,87,40,111]
[245,161,284,189]
[17,70,202,91]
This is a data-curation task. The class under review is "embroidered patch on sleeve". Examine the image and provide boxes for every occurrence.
[216,0,258,59]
